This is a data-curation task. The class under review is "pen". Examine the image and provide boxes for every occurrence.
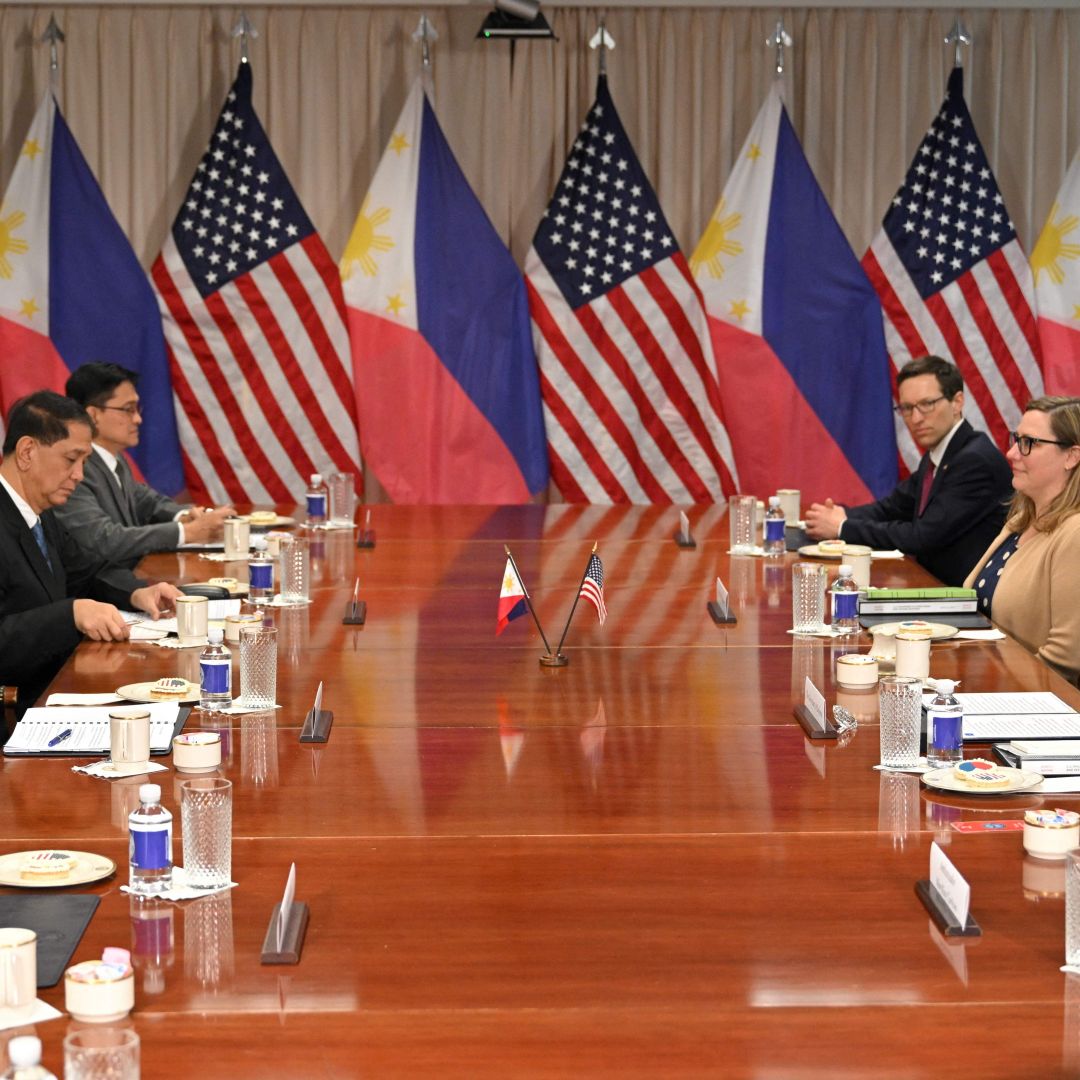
[48,728,73,747]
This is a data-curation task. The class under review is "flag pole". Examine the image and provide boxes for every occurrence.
[944,19,971,68]
[40,15,65,97]
[553,541,597,658]
[504,545,555,657]
[232,12,258,65]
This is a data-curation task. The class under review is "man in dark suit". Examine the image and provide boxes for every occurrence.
[805,356,1013,586]
[0,391,181,712]
[58,363,233,568]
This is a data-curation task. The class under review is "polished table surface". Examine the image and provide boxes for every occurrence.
[4,504,1080,1077]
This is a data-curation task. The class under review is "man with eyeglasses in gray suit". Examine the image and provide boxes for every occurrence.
[805,355,1013,586]
[57,363,234,569]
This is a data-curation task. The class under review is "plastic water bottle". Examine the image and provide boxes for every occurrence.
[199,629,232,710]
[764,496,786,557]
[830,564,860,635]
[927,679,964,767]
[2,1037,57,1079]
[306,473,328,526]
[129,783,172,895]
[248,536,274,601]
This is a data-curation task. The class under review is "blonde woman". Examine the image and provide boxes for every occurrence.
[965,397,1080,685]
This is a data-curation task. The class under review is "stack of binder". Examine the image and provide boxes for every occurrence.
[858,587,990,629]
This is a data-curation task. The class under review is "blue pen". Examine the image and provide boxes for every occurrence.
[48,729,73,748]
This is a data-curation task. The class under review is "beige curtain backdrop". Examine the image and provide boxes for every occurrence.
[1,5,1078,274]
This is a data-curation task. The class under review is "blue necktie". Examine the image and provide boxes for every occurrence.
[31,520,53,571]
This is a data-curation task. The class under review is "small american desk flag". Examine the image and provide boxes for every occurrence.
[579,553,607,625]
[152,62,361,505]
[526,76,738,504]
[862,67,1043,473]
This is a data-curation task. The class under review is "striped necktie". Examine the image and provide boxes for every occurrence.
[31,519,53,571]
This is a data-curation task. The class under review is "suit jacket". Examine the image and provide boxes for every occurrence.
[965,516,1080,686]
[841,420,1013,586]
[0,485,141,710]
[54,450,184,569]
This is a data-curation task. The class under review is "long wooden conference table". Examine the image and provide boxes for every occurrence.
[4,503,1080,1077]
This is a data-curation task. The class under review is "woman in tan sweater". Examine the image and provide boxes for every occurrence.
[964,396,1080,686]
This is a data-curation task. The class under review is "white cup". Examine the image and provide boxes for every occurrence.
[842,545,872,591]
[65,958,135,1023]
[175,595,209,645]
[894,630,932,681]
[776,488,801,523]
[172,732,222,773]
[0,928,37,1025]
[109,708,151,765]
[223,517,251,559]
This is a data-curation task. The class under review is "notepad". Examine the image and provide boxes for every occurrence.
[3,703,182,755]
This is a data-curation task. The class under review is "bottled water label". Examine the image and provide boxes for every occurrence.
[200,658,231,695]
[765,518,785,543]
[833,593,858,620]
[249,562,273,591]
[306,493,327,518]
[130,823,171,870]
[929,712,963,754]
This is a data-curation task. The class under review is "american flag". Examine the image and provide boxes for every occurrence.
[862,67,1043,473]
[152,62,361,505]
[525,77,738,504]
[578,553,607,625]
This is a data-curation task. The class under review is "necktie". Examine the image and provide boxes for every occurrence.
[31,520,53,571]
[115,458,136,523]
[917,460,936,517]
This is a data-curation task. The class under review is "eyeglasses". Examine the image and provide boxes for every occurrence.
[98,403,142,417]
[893,396,946,418]
[1009,431,1073,456]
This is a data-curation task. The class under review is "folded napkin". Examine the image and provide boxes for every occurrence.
[0,999,63,1031]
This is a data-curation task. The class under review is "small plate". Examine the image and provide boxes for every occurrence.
[116,680,200,704]
[870,621,959,641]
[241,514,295,530]
[0,850,116,889]
[798,544,847,560]
[922,765,1044,796]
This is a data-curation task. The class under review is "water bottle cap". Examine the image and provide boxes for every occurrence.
[935,679,957,695]
[768,495,781,507]
[310,473,322,485]
[838,564,853,576]
[139,783,161,804]
[7,1036,42,1067]
[208,628,224,644]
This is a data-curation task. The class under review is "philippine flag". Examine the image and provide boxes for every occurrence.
[341,80,549,503]
[691,86,897,505]
[1032,151,1080,395]
[496,557,528,636]
[0,93,183,493]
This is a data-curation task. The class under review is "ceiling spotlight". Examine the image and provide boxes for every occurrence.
[477,0,555,40]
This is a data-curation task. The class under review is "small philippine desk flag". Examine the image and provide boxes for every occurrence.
[497,558,528,636]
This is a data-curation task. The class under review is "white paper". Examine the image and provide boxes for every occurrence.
[803,677,826,730]
[870,550,905,560]
[930,841,971,928]
[279,863,297,951]
[962,716,1080,741]
[5,702,180,754]
[46,692,123,707]
[129,623,170,641]
[956,692,1073,715]
[1037,777,1080,794]
[1010,740,1080,756]
[954,629,1008,641]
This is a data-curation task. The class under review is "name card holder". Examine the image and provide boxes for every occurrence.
[261,864,310,965]
[343,578,366,626]
[299,682,333,744]
[793,676,837,740]
[915,881,981,937]
[707,576,736,626]
[917,842,981,937]
[674,511,696,549]
[356,510,376,550]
